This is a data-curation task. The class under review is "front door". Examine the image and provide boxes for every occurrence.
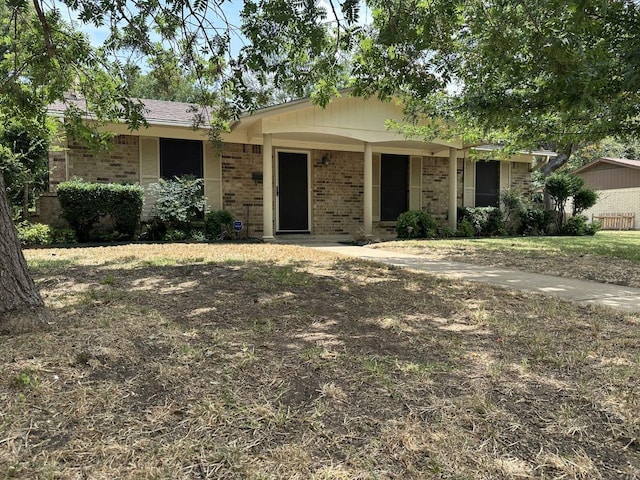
[380,154,409,221]
[277,151,310,232]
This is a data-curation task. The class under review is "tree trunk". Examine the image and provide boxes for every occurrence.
[540,151,569,177]
[0,174,52,334]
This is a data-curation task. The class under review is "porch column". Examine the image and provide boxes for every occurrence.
[363,142,373,237]
[263,134,274,240]
[448,147,458,230]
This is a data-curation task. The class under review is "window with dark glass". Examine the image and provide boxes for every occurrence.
[475,160,500,207]
[159,138,203,179]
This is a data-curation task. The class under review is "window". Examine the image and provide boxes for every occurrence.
[475,160,500,207]
[159,138,203,179]
[380,154,409,221]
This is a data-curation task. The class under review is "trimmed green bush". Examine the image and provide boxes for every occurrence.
[396,210,437,239]
[57,179,143,242]
[205,209,234,240]
[16,221,52,246]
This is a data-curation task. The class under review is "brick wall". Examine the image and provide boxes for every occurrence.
[67,135,139,184]
[28,193,66,227]
[421,157,464,224]
[48,146,66,192]
[220,145,366,238]
[50,135,533,237]
[583,187,640,230]
[511,162,531,197]
[36,135,140,226]
[313,150,364,236]
[220,142,264,238]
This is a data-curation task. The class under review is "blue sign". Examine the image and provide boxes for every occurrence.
[233,221,243,232]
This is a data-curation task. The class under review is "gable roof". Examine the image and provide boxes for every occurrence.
[573,157,640,174]
[227,93,469,153]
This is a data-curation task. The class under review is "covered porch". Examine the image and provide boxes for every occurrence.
[224,95,466,240]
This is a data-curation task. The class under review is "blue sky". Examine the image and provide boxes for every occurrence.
[62,0,371,65]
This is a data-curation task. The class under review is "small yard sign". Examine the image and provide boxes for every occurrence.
[233,220,243,232]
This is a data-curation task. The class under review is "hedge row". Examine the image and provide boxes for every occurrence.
[57,179,143,242]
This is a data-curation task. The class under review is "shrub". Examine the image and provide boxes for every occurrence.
[572,188,598,215]
[205,209,234,240]
[458,207,504,236]
[518,207,553,235]
[57,179,143,242]
[16,221,52,246]
[545,172,584,216]
[560,215,600,236]
[164,229,188,241]
[588,220,602,235]
[485,208,505,236]
[456,218,475,237]
[139,218,167,241]
[51,227,76,244]
[190,229,207,242]
[110,185,144,239]
[148,176,205,229]
[438,226,457,238]
[500,189,526,234]
[396,210,437,239]
[544,172,598,228]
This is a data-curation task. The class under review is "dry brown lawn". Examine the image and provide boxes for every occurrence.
[2,243,639,479]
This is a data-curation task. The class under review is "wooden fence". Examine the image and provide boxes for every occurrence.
[591,213,636,230]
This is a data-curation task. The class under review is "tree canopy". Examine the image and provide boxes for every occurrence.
[353,0,640,172]
[4,0,638,162]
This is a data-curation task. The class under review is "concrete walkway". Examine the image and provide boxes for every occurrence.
[312,245,640,314]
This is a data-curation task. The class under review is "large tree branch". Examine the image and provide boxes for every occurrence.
[32,0,55,58]
[541,152,569,176]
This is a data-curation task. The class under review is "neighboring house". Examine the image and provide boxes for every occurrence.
[574,157,640,230]
[38,93,534,240]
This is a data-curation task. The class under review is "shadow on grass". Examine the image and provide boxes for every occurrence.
[3,255,639,478]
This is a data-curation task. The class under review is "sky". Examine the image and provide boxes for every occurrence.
[60,0,372,67]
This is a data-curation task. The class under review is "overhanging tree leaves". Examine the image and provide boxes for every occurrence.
[352,0,640,172]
